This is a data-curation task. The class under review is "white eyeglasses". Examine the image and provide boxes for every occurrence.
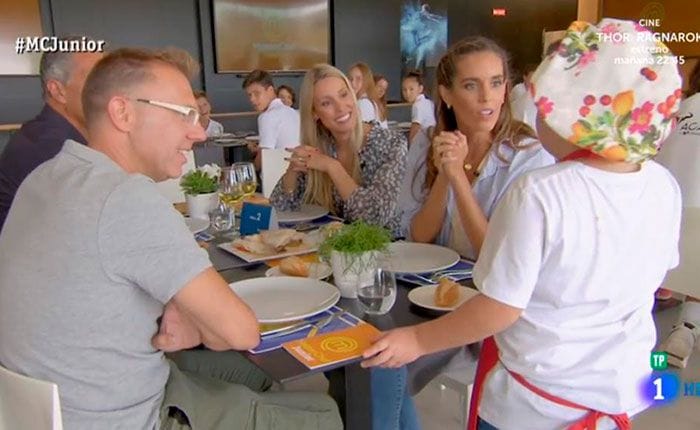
[136,98,200,125]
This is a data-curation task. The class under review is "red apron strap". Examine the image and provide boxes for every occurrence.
[508,370,631,430]
[466,336,499,430]
[465,336,631,430]
[560,148,602,162]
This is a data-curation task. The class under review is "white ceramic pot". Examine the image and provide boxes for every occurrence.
[330,250,378,299]
[186,192,218,220]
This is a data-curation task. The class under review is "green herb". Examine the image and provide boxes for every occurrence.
[319,221,391,273]
[180,165,220,195]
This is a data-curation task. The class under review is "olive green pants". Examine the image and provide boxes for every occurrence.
[159,350,342,430]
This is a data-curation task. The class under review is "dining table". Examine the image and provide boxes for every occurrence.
[197,133,254,165]
[207,239,471,430]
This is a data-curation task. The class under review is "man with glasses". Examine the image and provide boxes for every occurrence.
[0,48,342,430]
[0,36,103,231]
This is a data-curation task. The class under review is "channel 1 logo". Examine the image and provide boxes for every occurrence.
[642,352,700,406]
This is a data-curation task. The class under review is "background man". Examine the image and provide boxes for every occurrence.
[0,36,103,230]
[242,69,299,170]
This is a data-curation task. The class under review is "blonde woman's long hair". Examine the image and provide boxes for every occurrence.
[299,64,364,214]
[424,37,537,190]
[349,62,387,121]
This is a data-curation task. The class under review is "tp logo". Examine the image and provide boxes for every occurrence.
[651,351,667,370]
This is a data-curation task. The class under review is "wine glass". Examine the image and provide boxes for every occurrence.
[219,166,244,208]
[357,266,397,315]
[233,162,257,197]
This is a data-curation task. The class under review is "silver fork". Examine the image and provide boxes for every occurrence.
[429,270,473,282]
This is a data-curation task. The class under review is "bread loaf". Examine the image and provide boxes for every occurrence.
[279,256,310,277]
[435,277,460,307]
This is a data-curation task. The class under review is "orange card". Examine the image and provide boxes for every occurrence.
[282,323,381,369]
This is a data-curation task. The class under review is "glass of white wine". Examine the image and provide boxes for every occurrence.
[233,162,257,197]
[219,166,244,208]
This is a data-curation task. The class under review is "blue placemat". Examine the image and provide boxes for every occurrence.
[251,306,362,354]
[396,259,474,285]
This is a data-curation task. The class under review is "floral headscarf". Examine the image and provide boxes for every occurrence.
[531,18,683,163]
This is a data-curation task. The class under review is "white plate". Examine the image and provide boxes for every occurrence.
[184,217,209,234]
[276,204,329,223]
[384,242,460,274]
[265,262,333,279]
[218,242,318,263]
[229,277,340,323]
[408,285,479,311]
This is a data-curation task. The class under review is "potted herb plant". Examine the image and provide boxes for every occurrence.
[319,221,392,298]
[180,164,221,220]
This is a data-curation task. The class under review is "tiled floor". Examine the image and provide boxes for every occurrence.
[283,302,700,429]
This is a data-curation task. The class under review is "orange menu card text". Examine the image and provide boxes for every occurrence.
[283,323,381,369]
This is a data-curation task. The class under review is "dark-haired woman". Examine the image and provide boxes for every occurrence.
[399,37,554,260]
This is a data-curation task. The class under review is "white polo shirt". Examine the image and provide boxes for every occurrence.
[474,161,681,429]
[258,98,300,150]
[204,119,224,137]
[356,97,387,129]
[358,97,378,123]
[411,94,436,131]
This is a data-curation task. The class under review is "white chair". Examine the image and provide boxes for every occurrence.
[0,364,63,430]
[432,349,477,429]
[261,148,290,198]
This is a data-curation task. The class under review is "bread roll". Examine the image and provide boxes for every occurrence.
[435,277,460,307]
[279,256,310,277]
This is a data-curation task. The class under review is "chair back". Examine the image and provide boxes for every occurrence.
[0,364,63,430]
[261,148,290,198]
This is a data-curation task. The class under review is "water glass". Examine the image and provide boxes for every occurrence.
[357,267,397,315]
[209,202,235,233]
[233,162,257,197]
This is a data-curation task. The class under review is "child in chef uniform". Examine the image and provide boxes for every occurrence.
[362,18,683,430]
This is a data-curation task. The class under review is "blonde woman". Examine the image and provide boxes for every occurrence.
[398,37,554,260]
[270,63,416,430]
[348,62,388,128]
[270,64,406,235]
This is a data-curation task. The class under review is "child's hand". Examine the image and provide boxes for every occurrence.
[360,326,423,368]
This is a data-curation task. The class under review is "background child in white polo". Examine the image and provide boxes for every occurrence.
[242,70,300,170]
[402,70,436,143]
